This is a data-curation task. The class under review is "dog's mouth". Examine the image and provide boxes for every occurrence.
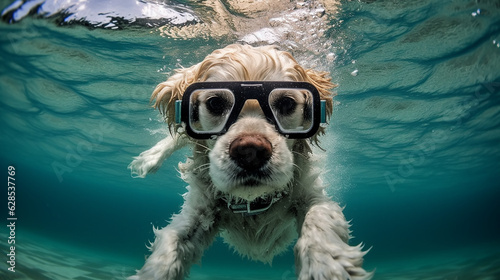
[240,178,261,186]
[233,168,272,186]
[236,174,270,187]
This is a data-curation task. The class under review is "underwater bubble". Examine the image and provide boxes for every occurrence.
[326,53,336,62]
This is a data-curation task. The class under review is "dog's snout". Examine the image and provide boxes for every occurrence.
[229,135,272,170]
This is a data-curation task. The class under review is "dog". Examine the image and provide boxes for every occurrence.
[128,44,372,280]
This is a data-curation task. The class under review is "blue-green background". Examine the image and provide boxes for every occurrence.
[1,0,499,279]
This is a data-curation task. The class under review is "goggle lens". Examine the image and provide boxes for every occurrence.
[268,88,314,133]
[189,89,235,134]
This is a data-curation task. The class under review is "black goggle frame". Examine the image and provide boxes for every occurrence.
[175,81,327,139]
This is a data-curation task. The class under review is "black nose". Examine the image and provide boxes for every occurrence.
[229,135,272,170]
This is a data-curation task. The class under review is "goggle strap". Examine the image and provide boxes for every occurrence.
[320,100,327,123]
[175,100,182,124]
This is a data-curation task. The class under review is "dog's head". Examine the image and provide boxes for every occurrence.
[152,44,334,200]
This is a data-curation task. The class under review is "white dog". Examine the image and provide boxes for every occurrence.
[128,44,372,280]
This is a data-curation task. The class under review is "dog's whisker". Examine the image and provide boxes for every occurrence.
[292,162,303,171]
[291,150,309,160]
[193,163,210,173]
[193,141,212,152]
[289,152,306,167]
[292,163,304,178]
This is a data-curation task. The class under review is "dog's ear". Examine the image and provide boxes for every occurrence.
[151,64,201,134]
[301,67,336,146]
[303,68,336,119]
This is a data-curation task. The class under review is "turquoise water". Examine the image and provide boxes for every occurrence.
[1,0,499,279]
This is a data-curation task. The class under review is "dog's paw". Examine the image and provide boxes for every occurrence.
[295,241,372,280]
[128,136,187,178]
[128,151,163,178]
[129,250,185,280]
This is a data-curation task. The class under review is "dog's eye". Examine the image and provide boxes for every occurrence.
[206,96,229,116]
[273,97,297,116]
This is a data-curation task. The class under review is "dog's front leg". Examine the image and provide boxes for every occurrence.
[130,197,219,280]
[294,200,372,280]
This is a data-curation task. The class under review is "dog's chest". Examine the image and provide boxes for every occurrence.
[218,202,298,262]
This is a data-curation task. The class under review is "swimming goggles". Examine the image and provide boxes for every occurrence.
[175,81,327,139]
